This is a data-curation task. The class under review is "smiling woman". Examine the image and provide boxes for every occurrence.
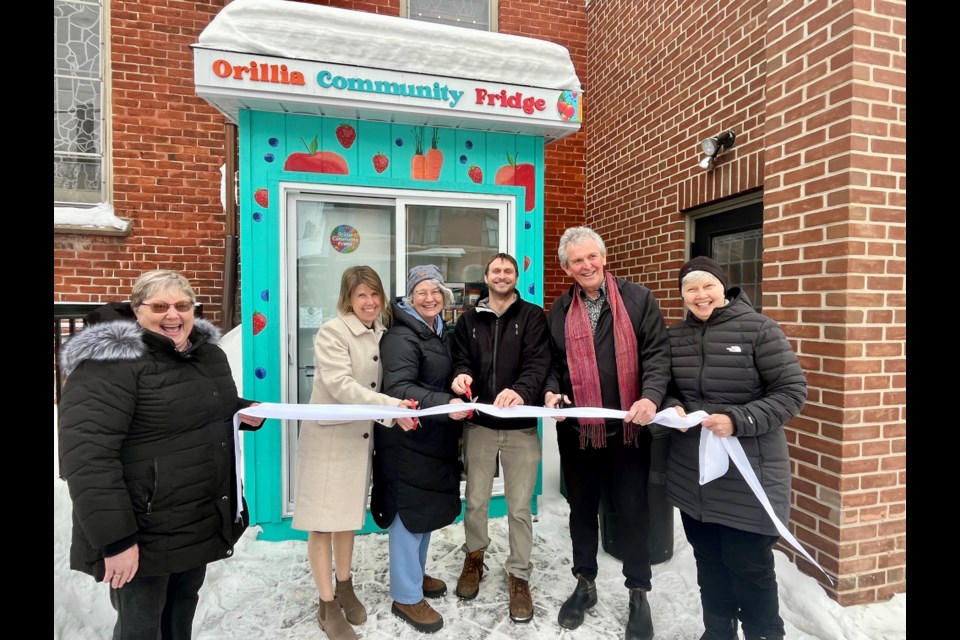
[292,265,416,640]
[131,273,198,352]
[56,269,265,640]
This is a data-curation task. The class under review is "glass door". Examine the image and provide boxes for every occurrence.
[283,192,396,514]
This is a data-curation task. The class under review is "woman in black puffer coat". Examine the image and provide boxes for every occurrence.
[664,257,807,640]
[370,265,469,634]
[58,270,263,640]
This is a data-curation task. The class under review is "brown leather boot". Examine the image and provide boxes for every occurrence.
[454,550,485,599]
[422,574,447,598]
[391,599,444,633]
[334,576,367,625]
[507,573,534,623]
[317,597,358,640]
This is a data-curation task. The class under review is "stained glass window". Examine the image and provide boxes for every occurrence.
[54,1,104,204]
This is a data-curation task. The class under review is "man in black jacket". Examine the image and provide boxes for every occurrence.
[543,227,671,640]
[450,253,551,623]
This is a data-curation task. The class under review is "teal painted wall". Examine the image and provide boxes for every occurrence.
[237,110,547,540]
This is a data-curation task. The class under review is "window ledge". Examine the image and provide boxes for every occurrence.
[54,219,132,237]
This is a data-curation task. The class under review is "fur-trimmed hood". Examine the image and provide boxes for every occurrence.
[60,318,222,379]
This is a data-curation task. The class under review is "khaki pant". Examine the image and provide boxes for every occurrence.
[461,422,541,580]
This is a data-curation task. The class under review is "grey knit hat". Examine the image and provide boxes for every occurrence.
[406,264,445,297]
[678,256,728,291]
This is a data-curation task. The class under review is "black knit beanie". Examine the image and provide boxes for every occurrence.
[678,256,729,291]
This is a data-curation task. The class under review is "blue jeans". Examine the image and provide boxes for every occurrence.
[108,565,207,640]
[388,515,432,604]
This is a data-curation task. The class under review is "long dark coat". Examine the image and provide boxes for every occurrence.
[370,304,463,533]
[58,314,257,580]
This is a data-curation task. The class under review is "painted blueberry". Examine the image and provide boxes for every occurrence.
[260,289,269,302]
[268,137,279,147]
[465,140,473,149]
[253,212,263,222]
[255,367,267,380]
[528,283,535,295]
[460,155,468,164]
[524,220,532,230]
[263,153,275,162]
[395,137,404,147]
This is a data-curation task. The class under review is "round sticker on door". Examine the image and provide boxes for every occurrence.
[330,224,360,254]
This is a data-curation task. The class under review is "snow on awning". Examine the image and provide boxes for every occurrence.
[193,0,583,141]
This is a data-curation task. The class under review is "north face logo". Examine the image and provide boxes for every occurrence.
[726,346,742,353]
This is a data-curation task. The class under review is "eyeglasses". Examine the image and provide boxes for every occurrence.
[413,290,443,300]
[140,301,194,314]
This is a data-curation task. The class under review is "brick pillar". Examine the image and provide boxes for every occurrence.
[763,0,906,605]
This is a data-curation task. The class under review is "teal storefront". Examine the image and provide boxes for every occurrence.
[193,1,582,541]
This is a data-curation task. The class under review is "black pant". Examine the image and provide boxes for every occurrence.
[557,424,652,590]
[108,565,207,640]
[681,511,784,639]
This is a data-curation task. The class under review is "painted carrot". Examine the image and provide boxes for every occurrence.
[411,127,426,180]
[425,127,443,181]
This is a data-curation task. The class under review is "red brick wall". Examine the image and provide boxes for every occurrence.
[584,0,906,605]
[53,0,233,324]
[582,0,768,319]
[763,0,907,605]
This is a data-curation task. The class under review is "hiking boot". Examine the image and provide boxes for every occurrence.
[335,576,367,625]
[700,610,738,640]
[507,574,534,623]
[557,574,597,630]
[455,550,485,599]
[624,588,654,640]
[423,574,447,598]
[317,597,358,640]
[391,599,443,634]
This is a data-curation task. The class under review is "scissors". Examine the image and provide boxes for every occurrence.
[463,383,475,420]
[408,398,419,430]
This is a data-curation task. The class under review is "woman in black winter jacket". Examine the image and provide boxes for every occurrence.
[58,270,263,640]
[370,265,469,634]
[664,257,807,640]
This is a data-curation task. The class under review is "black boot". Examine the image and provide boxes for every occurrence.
[700,610,738,640]
[557,574,597,630]
[624,588,654,640]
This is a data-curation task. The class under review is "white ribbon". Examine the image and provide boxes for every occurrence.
[232,402,831,584]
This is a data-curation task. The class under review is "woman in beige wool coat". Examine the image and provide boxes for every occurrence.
[292,266,416,640]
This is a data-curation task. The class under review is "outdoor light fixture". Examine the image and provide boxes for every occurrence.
[698,130,736,171]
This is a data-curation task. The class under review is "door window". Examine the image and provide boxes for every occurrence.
[692,198,763,311]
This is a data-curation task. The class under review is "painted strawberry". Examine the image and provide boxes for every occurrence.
[252,311,267,336]
[373,152,389,173]
[524,256,531,271]
[467,165,483,183]
[254,188,268,208]
[335,123,356,149]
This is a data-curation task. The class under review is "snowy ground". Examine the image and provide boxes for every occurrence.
[54,405,906,639]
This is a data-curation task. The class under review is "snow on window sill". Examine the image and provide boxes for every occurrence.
[54,220,132,237]
[54,203,132,237]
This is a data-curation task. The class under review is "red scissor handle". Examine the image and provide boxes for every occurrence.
[463,383,475,420]
[409,398,419,429]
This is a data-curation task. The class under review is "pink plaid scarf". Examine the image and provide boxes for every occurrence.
[565,271,641,448]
